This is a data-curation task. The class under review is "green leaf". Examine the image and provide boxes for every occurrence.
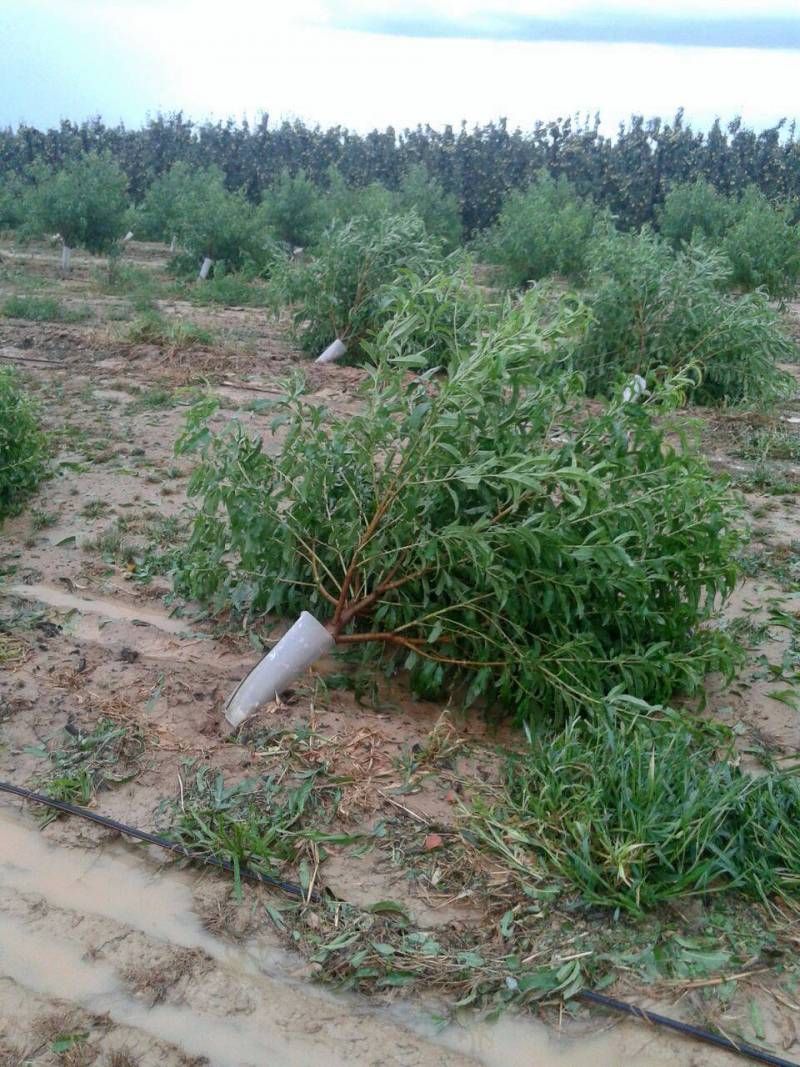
[51,1033,88,1054]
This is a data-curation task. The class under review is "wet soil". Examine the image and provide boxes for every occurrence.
[1,240,800,1066]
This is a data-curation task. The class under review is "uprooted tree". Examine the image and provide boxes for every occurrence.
[174,292,743,725]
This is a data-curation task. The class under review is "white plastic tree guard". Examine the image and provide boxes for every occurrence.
[225,612,334,728]
[316,338,348,364]
[198,256,213,280]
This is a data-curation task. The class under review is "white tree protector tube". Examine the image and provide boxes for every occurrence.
[123,230,134,242]
[61,244,72,272]
[622,374,648,403]
[225,611,334,728]
[170,235,177,253]
[199,256,213,280]
[316,338,347,364]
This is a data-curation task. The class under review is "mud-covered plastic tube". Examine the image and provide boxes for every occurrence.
[316,338,347,364]
[225,612,334,727]
[61,244,72,272]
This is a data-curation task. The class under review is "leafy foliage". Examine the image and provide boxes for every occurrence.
[576,229,795,403]
[24,151,128,253]
[479,173,603,285]
[370,263,493,369]
[1,294,92,322]
[170,175,262,273]
[139,163,277,276]
[175,307,743,726]
[257,167,326,248]
[134,160,214,242]
[5,111,800,234]
[479,695,800,913]
[657,178,734,247]
[0,172,26,230]
[722,186,800,300]
[394,164,463,249]
[324,168,397,226]
[275,212,445,358]
[658,181,800,299]
[0,368,48,522]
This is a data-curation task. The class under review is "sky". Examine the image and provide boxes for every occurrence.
[1,0,799,134]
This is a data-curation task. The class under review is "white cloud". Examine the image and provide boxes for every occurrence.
[1,0,798,131]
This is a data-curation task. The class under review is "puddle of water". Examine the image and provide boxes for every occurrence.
[0,804,738,1067]
[0,807,227,959]
[6,583,196,636]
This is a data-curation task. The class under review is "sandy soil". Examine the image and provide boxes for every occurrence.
[1,240,799,1066]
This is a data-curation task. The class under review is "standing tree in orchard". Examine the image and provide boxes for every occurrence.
[25,151,129,271]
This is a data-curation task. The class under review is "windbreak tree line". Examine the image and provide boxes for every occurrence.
[3,111,800,233]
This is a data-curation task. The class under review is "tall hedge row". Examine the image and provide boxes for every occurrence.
[2,111,800,234]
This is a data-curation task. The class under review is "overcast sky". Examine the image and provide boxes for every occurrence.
[1,0,798,133]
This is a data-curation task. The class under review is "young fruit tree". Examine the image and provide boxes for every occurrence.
[25,151,128,271]
[0,368,47,522]
[274,211,446,362]
[175,293,743,727]
[576,229,795,404]
[170,173,263,279]
[135,161,215,248]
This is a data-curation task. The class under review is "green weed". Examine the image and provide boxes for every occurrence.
[125,310,214,349]
[472,696,800,914]
[31,718,146,824]
[1,294,92,322]
[158,766,352,893]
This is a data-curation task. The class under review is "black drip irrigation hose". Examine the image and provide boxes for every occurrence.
[1,780,797,1067]
[578,990,798,1067]
[0,780,316,901]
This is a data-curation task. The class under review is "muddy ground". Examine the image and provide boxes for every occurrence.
[1,240,800,1066]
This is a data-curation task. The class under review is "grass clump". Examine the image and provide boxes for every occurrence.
[125,310,214,349]
[1,294,92,322]
[159,765,351,892]
[124,386,177,413]
[175,301,743,726]
[479,173,603,286]
[576,230,795,404]
[475,695,800,914]
[0,368,47,522]
[184,272,270,307]
[32,718,145,823]
[95,262,163,311]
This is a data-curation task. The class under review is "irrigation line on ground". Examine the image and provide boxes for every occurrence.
[0,779,315,900]
[578,990,798,1067]
[0,780,796,1067]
